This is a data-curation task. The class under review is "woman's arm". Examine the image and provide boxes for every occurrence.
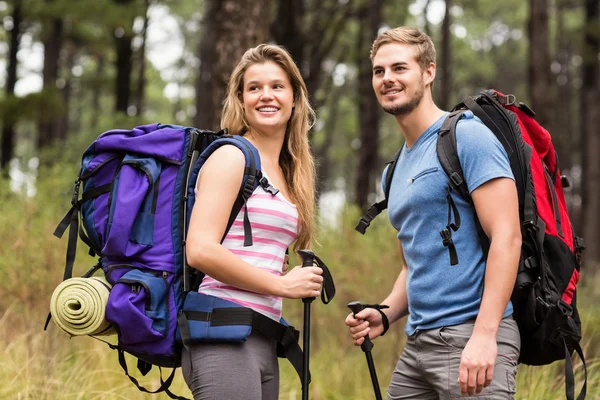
[186,145,322,299]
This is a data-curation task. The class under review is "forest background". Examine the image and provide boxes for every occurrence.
[0,0,598,398]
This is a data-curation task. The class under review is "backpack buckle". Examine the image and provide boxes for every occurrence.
[259,176,279,196]
[557,299,573,316]
[71,180,81,205]
[450,172,463,187]
[574,236,585,251]
[440,228,453,247]
[523,220,537,231]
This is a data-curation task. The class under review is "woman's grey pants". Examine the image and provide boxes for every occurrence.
[182,331,279,400]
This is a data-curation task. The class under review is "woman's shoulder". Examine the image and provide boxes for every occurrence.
[204,144,247,170]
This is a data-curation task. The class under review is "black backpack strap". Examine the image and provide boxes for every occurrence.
[314,255,336,304]
[437,111,491,262]
[115,349,190,400]
[355,147,402,234]
[563,337,587,400]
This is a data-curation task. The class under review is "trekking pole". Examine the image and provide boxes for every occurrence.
[348,301,383,400]
[298,250,315,400]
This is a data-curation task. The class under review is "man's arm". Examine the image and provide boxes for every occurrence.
[346,240,409,345]
[459,177,521,395]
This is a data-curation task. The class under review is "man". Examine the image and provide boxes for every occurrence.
[345,27,522,399]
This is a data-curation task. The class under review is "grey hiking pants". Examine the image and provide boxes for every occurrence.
[387,316,520,399]
[181,331,279,400]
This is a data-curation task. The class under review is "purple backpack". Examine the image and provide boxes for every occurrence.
[51,123,264,398]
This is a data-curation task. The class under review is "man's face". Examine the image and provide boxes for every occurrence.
[371,43,430,116]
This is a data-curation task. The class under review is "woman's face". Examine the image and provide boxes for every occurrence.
[241,61,295,136]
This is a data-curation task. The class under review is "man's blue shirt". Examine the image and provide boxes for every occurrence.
[384,111,515,336]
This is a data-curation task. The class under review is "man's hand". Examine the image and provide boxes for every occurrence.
[458,332,497,395]
[345,308,385,346]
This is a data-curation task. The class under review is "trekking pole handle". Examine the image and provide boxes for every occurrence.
[348,301,374,352]
[298,249,315,267]
[298,250,316,304]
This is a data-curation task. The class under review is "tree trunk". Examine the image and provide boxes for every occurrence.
[423,0,432,37]
[90,55,105,129]
[38,5,63,149]
[315,85,342,197]
[194,0,271,130]
[114,0,134,114]
[581,0,600,267]
[554,0,577,226]
[528,0,553,128]
[271,0,305,71]
[355,0,382,209]
[57,45,75,140]
[1,1,22,171]
[436,0,452,110]
[135,0,150,117]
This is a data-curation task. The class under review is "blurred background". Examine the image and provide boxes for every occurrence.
[0,0,598,399]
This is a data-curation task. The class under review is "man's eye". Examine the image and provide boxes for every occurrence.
[374,70,383,75]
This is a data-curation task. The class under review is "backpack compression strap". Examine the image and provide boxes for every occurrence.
[355,148,402,234]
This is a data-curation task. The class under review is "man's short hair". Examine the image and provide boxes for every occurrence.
[370,27,436,72]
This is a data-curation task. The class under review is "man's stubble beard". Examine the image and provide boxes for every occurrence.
[381,83,425,116]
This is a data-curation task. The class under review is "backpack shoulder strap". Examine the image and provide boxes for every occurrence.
[436,110,470,199]
[355,147,402,234]
[436,110,491,262]
[195,135,269,247]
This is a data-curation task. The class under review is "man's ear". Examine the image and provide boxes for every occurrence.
[424,63,436,87]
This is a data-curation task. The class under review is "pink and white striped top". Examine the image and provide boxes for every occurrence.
[197,173,298,321]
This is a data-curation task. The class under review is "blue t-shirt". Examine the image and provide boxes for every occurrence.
[385,111,514,336]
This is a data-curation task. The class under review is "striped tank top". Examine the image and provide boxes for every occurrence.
[197,172,298,321]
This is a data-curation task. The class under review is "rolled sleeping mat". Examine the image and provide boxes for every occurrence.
[50,276,116,337]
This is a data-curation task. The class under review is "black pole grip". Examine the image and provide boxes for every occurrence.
[347,301,374,352]
[298,249,315,268]
[298,250,316,304]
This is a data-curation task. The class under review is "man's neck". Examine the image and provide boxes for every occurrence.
[395,102,446,148]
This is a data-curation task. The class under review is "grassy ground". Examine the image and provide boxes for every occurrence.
[0,168,597,399]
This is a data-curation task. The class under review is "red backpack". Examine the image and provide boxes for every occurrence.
[357,90,586,400]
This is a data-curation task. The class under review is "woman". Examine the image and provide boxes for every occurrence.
[184,44,323,400]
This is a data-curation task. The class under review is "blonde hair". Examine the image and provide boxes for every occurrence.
[221,44,316,251]
[370,27,436,89]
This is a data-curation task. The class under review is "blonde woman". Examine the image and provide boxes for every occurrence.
[184,44,322,400]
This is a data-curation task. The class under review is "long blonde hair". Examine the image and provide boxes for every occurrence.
[221,44,316,251]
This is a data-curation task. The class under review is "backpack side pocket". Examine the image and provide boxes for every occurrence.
[106,268,170,344]
[103,154,162,256]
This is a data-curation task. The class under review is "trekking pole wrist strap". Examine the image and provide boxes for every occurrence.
[363,304,390,336]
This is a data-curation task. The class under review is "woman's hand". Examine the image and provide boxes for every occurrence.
[279,265,323,299]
